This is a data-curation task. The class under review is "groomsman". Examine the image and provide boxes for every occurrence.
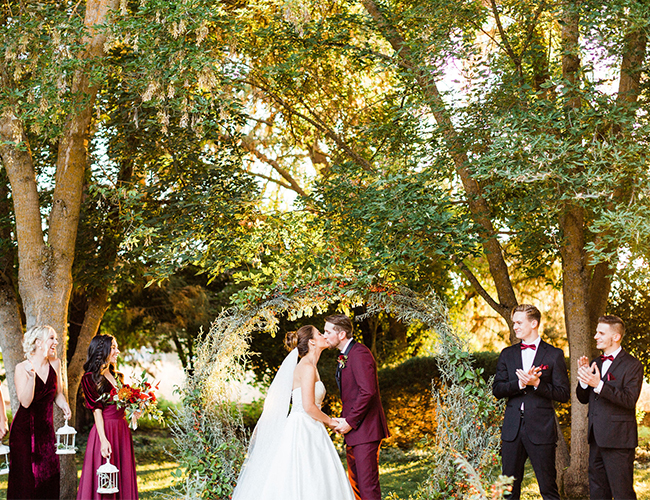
[577,315,643,500]
[492,304,570,500]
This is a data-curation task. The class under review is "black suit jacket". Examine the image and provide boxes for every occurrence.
[576,349,643,449]
[493,340,570,444]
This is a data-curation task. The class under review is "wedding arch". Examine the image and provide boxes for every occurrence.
[168,278,504,499]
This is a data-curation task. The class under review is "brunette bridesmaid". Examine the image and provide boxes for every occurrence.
[77,334,139,500]
[8,325,72,500]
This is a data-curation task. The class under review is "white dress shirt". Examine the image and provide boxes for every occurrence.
[519,336,540,410]
[519,336,541,390]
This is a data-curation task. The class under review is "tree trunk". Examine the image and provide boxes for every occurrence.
[67,289,110,424]
[0,178,23,411]
[0,278,22,411]
[388,315,407,353]
[559,207,591,498]
[558,0,592,495]
[555,415,570,494]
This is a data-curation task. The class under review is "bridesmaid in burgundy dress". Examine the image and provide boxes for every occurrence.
[8,325,72,500]
[77,334,139,500]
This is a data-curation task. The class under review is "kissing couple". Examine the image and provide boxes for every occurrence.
[232,314,389,500]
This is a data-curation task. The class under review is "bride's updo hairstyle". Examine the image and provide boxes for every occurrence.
[285,325,317,357]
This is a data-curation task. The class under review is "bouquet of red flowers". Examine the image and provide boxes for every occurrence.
[107,371,163,430]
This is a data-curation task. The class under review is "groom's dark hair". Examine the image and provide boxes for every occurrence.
[325,314,353,339]
[598,315,626,338]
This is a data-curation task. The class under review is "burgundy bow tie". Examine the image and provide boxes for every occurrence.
[600,354,614,362]
[520,343,536,350]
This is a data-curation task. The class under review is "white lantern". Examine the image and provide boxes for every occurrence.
[55,419,77,454]
[97,456,119,494]
[0,444,9,474]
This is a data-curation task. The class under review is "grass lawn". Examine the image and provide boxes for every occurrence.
[0,428,649,499]
[518,463,650,500]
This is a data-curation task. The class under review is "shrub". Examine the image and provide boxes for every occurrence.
[135,397,180,430]
[169,308,249,499]
[377,352,499,449]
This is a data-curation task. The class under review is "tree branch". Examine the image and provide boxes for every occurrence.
[452,256,512,319]
[240,135,308,197]
[244,77,374,171]
[489,0,521,73]
[0,110,46,293]
[246,169,294,191]
[520,0,548,57]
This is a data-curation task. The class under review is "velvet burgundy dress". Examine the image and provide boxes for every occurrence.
[8,364,60,499]
[76,372,138,500]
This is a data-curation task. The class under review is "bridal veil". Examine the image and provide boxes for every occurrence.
[232,348,298,499]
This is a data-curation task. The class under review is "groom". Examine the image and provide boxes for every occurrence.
[323,314,389,500]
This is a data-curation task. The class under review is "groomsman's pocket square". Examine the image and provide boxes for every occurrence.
[606,373,615,381]
[539,364,549,370]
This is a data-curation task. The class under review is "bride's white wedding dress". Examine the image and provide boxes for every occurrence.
[233,380,355,500]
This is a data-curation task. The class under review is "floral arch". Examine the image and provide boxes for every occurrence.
[169,278,504,499]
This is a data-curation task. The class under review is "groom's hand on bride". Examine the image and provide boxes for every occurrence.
[334,418,352,435]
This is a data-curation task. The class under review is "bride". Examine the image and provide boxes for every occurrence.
[232,325,355,500]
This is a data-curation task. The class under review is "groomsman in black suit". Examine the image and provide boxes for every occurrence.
[577,315,643,500]
[492,304,570,500]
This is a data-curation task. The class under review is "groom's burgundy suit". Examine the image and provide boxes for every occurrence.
[337,340,389,500]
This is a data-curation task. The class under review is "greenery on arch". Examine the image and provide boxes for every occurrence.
[170,276,507,499]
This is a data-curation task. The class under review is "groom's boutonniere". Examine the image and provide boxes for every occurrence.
[337,354,348,369]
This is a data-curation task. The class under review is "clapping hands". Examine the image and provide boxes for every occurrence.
[577,356,600,388]
[516,366,542,388]
[329,417,352,435]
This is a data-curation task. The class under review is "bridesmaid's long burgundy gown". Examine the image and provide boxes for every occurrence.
[76,372,138,500]
[8,363,60,499]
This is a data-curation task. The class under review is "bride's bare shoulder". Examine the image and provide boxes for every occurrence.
[294,358,317,383]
